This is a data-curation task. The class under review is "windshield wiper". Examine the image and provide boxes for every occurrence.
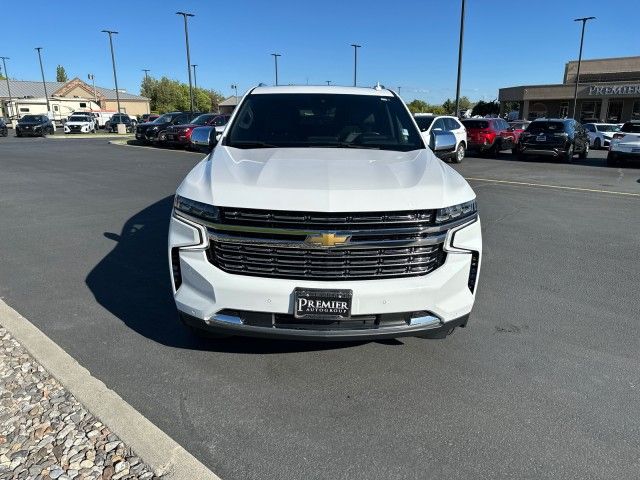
[313,142,380,149]
[227,141,278,149]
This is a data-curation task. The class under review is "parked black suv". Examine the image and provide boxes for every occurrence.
[0,118,8,137]
[136,111,201,144]
[16,115,55,137]
[516,119,589,162]
[106,114,137,133]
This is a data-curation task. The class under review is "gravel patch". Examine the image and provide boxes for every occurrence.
[0,326,160,480]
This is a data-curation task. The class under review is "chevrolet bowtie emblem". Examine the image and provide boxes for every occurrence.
[305,233,350,247]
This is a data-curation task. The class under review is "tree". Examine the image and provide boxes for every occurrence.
[56,65,68,82]
[140,75,224,113]
[442,96,473,115]
[471,100,500,117]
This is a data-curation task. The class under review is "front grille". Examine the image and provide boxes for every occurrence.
[69,125,82,132]
[199,207,449,281]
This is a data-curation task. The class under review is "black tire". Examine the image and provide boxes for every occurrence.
[594,138,601,149]
[579,142,589,159]
[606,152,619,167]
[517,151,526,161]
[562,144,574,163]
[451,143,465,163]
[16,132,21,137]
[491,140,502,158]
[50,127,55,135]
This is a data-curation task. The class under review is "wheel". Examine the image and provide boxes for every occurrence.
[579,142,589,159]
[16,132,21,137]
[451,143,465,163]
[50,127,55,135]
[606,152,619,167]
[512,147,518,155]
[562,144,574,163]
[490,140,502,158]
[594,138,601,149]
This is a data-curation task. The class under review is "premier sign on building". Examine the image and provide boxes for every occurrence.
[499,56,640,122]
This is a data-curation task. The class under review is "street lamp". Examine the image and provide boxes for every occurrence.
[0,56,14,120]
[397,86,402,97]
[192,64,198,90]
[87,73,98,104]
[454,0,466,118]
[101,30,122,115]
[231,84,238,104]
[176,11,195,114]
[350,44,361,87]
[572,16,596,120]
[34,47,50,113]
[271,53,281,86]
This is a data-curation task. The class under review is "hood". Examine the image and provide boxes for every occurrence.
[18,121,44,126]
[601,132,615,139]
[177,147,475,212]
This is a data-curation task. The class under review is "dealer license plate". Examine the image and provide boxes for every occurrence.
[536,135,546,142]
[294,288,352,320]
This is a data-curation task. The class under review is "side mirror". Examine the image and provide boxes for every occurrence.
[191,126,217,152]
[429,130,456,152]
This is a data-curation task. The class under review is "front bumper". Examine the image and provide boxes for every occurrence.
[169,214,482,340]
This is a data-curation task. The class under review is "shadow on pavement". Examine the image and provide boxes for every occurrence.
[468,149,636,169]
[86,196,367,354]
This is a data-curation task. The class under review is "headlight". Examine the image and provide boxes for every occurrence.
[173,195,220,223]
[435,200,477,224]
[151,126,159,131]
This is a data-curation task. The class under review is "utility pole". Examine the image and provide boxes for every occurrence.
[176,12,195,114]
[192,64,198,90]
[271,53,281,86]
[351,44,361,86]
[34,48,50,113]
[454,0,466,118]
[0,57,14,120]
[142,69,150,81]
[572,16,596,120]
[231,84,238,104]
[101,30,122,115]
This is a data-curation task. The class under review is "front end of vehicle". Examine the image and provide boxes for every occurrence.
[16,123,42,137]
[165,125,195,147]
[608,133,640,164]
[63,122,93,134]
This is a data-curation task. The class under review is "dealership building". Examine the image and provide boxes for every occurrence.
[499,56,640,122]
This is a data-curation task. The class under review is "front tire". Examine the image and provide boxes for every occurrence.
[606,152,619,167]
[562,144,574,163]
[594,138,601,149]
[579,142,589,159]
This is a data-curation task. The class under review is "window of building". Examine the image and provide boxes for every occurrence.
[607,100,623,122]
[580,101,601,121]
[559,101,569,118]
[530,102,548,119]
[53,105,59,112]
[632,100,640,120]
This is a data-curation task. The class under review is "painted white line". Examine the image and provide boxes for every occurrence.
[0,299,221,480]
[465,177,640,197]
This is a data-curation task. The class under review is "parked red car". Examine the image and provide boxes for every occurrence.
[462,118,516,156]
[508,120,531,151]
[164,114,230,149]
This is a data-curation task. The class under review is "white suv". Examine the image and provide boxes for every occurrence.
[169,86,482,341]
[63,114,96,134]
[414,114,467,163]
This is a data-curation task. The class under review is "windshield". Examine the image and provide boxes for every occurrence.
[191,114,215,125]
[509,122,529,129]
[212,115,229,127]
[620,122,640,133]
[21,115,44,123]
[69,116,91,122]
[225,93,423,151]
[596,124,620,132]
[526,121,565,133]
[414,116,435,131]
[153,114,173,124]
[462,120,489,129]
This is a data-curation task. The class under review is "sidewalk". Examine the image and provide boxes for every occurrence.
[0,326,157,480]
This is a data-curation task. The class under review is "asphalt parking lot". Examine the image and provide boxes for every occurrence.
[1,136,639,479]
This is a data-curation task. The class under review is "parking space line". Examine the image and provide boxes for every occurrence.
[465,177,640,197]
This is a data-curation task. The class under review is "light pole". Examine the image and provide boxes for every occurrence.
[271,53,281,86]
[35,47,50,113]
[176,11,195,114]
[0,56,14,120]
[142,69,150,81]
[101,30,122,115]
[351,44,361,87]
[572,16,596,120]
[87,73,98,104]
[231,84,238,104]
[454,0,466,118]
[192,64,198,90]
[397,86,402,97]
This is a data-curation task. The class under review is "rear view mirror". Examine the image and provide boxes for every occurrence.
[429,130,456,152]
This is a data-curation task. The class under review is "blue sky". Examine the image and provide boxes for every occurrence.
[1,0,638,103]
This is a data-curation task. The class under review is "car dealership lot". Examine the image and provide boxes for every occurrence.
[0,137,639,479]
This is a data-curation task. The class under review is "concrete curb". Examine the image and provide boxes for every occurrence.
[0,299,221,480]
[108,140,202,154]
[49,134,135,140]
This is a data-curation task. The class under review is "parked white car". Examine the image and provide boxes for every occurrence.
[170,85,482,341]
[63,114,96,134]
[414,114,467,163]
[583,123,620,149]
[608,120,640,166]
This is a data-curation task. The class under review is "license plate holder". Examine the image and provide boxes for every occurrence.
[294,288,352,320]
